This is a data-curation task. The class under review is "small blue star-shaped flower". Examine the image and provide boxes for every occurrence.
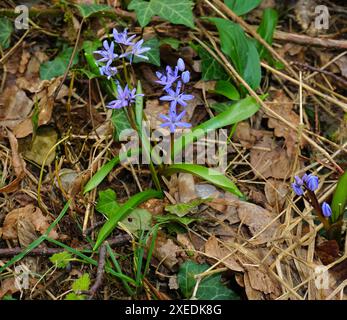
[159,81,194,109]
[113,28,136,46]
[107,84,143,109]
[159,109,191,133]
[94,40,117,67]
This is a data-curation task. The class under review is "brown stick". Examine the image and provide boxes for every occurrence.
[87,244,107,299]
[273,30,347,50]
[0,234,131,258]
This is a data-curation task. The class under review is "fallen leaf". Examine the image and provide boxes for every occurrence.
[152,232,180,271]
[0,278,19,299]
[178,173,197,203]
[1,204,58,243]
[204,236,243,272]
[264,179,289,211]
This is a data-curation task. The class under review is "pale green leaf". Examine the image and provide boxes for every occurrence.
[76,4,112,18]
[49,251,72,268]
[120,208,152,233]
[72,273,91,292]
[165,198,211,217]
[213,80,240,100]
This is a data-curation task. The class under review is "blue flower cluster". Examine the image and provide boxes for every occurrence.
[156,58,194,133]
[94,29,150,109]
[292,173,332,218]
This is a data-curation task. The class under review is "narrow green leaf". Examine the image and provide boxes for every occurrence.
[84,157,120,194]
[76,4,112,18]
[0,17,13,49]
[164,164,243,198]
[128,0,195,28]
[133,37,160,66]
[135,81,144,130]
[93,190,163,250]
[331,171,347,222]
[213,80,240,100]
[173,96,260,158]
[256,8,279,59]
[224,0,262,16]
[209,18,261,90]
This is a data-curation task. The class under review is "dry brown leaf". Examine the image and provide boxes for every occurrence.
[267,91,302,157]
[0,278,19,299]
[236,200,281,245]
[243,273,265,300]
[250,134,293,179]
[246,266,281,296]
[152,232,180,270]
[204,236,243,272]
[0,85,33,130]
[1,204,58,243]
[264,179,289,211]
[178,173,197,203]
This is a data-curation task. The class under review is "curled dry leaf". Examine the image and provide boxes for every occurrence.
[0,278,19,299]
[178,173,197,203]
[204,236,243,272]
[151,232,180,271]
[264,179,289,211]
[1,204,58,243]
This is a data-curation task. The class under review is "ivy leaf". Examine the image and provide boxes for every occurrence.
[76,4,112,18]
[49,251,72,268]
[165,198,211,217]
[178,260,239,300]
[96,189,120,219]
[111,108,132,141]
[128,0,195,28]
[0,17,13,49]
[224,0,262,16]
[40,47,79,80]
[133,37,160,66]
[209,18,261,90]
[196,45,228,81]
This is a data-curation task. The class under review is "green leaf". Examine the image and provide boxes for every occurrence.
[178,260,239,300]
[135,81,144,131]
[224,0,262,16]
[173,96,260,159]
[155,214,197,226]
[165,198,211,217]
[134,37,160,66]
[160,38,181,50]
[49,251,73,268]
[128,0,195,28]
[120,208,152,233]
[76,4,112,18]
[164,164,243,198]
[72,273,91,292]
[196,45,228,81]
[209,18,261,90]
[210,101,233,114]
[111,108,132,141]
[40,47,79,80]
[331,171,347,222]
[84,157,120,194]
[94,190,163,250]
[256,8,278,59]
[2,295,16,300]
[96,189,120,218]
[213,80,240,100]
[0,17,13,49]
[65,293,85,300]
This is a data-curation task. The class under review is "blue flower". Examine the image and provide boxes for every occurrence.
[305,174,319,192]
[156,66,179,90]
[99,65,118,80]
[159,109,191,133]
[181,70,190,84]
[292,181,304,196]
[107,84,143,109]
[113,28,136,46]
[322,202,332,218]
[177,58,185,72]
[94,40,117,67]
[159,81,194,109]
[122,39,151,62]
